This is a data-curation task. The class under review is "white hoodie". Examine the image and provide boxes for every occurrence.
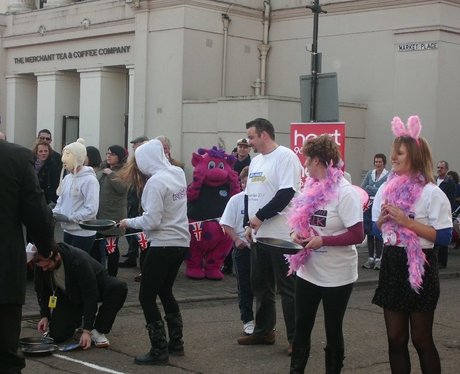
[53,166,99,237]
[125,139,190,247]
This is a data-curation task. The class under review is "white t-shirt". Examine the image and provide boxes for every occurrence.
[220,191,247,243]
[372,182,453,248]
[296,179,362,287]
[246,146,302,240]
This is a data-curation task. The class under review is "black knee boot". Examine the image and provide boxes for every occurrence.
[289,345,309,374]
[164,312,184,356]
[325,346,344,374]
[134,320,169,365]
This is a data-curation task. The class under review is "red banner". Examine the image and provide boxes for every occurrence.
[290,122,346,183]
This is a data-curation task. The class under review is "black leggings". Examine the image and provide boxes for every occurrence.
[384,309,440,374]
[293,277,353,353]
[139,246,187,323]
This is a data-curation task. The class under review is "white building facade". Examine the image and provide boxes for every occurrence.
[1,0,459,181]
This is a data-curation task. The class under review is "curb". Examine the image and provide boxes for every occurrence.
[21,271,460,320]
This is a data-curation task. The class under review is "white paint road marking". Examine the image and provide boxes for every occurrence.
[52,353,126,374]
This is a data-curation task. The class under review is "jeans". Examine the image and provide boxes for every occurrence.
[251,242,296,342]
[232,245,254,323]
[139,246,187,323]
[63,232,96,254]
[0,304,24,373]
[293,277,353,353]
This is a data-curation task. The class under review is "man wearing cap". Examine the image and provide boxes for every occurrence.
[234,138,251,175]
[0,140,56,372]
[130,136,149,149]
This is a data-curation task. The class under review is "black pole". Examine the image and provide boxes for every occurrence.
[306,1,327,121]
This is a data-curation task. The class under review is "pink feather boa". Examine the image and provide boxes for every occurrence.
[285,165,343,275]
[381,172,426,293]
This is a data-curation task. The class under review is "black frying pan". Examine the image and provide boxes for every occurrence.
[79,219,117,231]
[21,343,57,356]
[256,237,303,254]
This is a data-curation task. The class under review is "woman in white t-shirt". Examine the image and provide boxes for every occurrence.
[372,116,452,374]
[288,135,364,373]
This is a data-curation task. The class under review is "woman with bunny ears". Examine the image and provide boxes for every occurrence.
[372,116,452,374]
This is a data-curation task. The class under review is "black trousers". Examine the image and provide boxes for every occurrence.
[0,304,24,373]
[293,277,353,352]
[250,242,296,341]
[139,246,187,323]
[49,276,127,342]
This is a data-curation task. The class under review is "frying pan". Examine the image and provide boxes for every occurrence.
[19,336,54,346]
[79,219,117,231]
[21,343,58,356]
[256,237,303,254]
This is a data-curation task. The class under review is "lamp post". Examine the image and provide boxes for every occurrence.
[306,1,327,121]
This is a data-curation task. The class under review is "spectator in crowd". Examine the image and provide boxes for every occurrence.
[288,135,364,373]
[361,153,389,270]
[237,118,302,356]
[33,141,61,205]
[156,135,185,169]
[372,115,452,374]
[0,139,56,373]
[233,138,251,175]
[119,136,149,270]
[119,139,190,365]
[435,160,456,268]
[53,139,99,253]
[95,145,128,276]
[222,138,253,275]
[85,146,103,172]
[221,166,254,335]
[447,170,460,248]
[34,244,127,349]
[36,129,62,169]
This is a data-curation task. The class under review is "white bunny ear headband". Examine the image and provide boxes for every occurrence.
[391,115,422,144]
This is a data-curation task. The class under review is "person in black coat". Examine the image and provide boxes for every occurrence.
[34,243,128,349]
[33,141,61,205]
[0,140,55,373]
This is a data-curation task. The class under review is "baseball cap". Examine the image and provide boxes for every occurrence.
[237,138,249,146]
[130,136,149,144]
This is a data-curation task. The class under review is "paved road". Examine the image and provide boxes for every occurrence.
[20,244,460,373]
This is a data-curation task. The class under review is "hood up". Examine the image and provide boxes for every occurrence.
[135,139,171,177]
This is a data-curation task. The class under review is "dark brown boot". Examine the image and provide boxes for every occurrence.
[165,312,184,356]
[134,320,168,365]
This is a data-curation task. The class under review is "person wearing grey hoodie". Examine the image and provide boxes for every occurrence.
[119,139,190,365]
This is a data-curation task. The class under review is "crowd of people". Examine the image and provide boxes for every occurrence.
[0,113,456,373]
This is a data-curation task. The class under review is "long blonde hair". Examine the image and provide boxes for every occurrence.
[117,157,148,200]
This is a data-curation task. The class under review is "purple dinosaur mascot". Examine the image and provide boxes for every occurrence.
[186,146,240,280]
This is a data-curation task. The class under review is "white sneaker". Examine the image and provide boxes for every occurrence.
[243,321,255,335]
[91,329,110,348]
[374,258,381,270]
[362,257,375,269]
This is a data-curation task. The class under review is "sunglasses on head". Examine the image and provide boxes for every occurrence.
[39,136,51,141]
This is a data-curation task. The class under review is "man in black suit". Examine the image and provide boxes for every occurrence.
[436,160,456,268]
[0,141,56,373]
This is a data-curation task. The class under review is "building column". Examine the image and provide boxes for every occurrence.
[5,74,37,146]
[35,71,80,152]
[7,0,35,13]
[126,65,138,144]
[78,67,127,152]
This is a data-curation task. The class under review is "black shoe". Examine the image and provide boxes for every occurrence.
[119,260,136,268]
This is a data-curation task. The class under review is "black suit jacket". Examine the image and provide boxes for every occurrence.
[438,177,457,211]
[0,141,54,305]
